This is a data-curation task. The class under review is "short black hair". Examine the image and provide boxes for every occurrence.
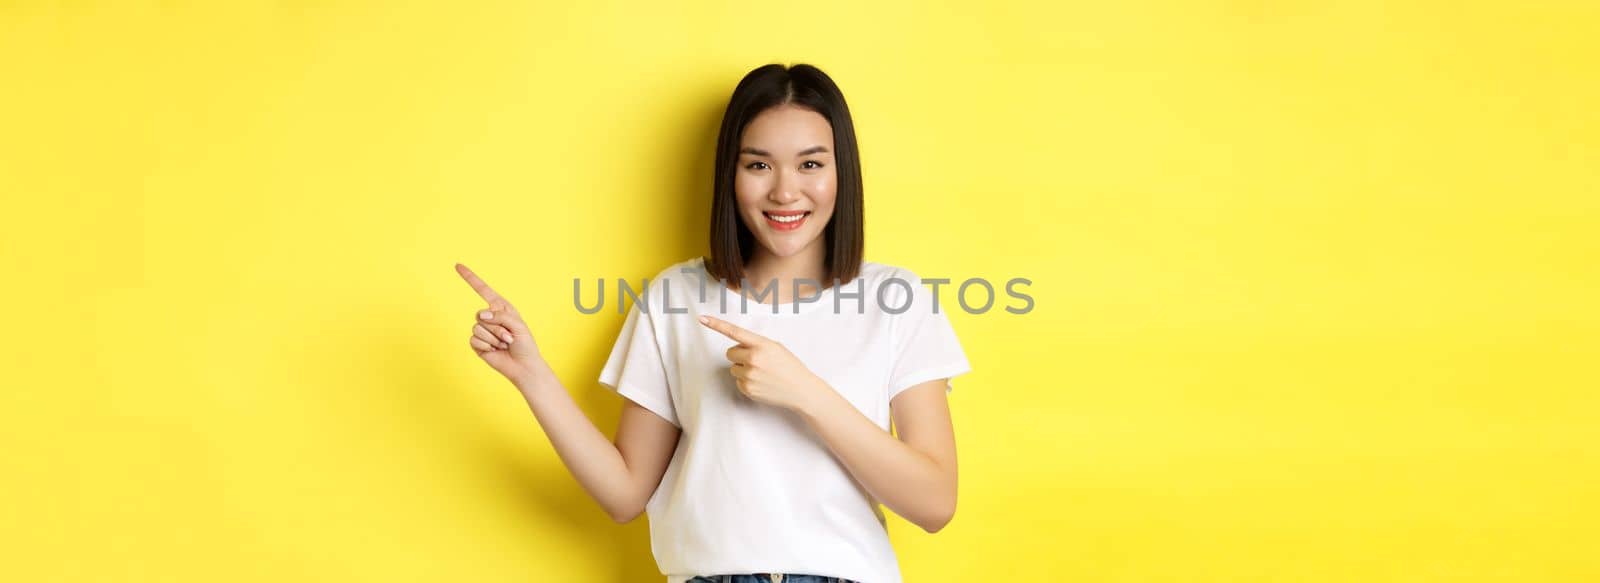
[704,63,864,289]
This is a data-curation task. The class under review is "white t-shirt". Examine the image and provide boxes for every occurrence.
[597,256,972,583]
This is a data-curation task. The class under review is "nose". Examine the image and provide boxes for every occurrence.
[769,168,799,204]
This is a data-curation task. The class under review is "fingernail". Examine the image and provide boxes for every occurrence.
[479,311,493,320]
[502,334,514,343]
[698,316,708,325]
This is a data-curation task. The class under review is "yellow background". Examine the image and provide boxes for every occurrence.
[2,1,1596,581]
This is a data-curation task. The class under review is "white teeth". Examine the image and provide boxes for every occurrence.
[767,212,807,223]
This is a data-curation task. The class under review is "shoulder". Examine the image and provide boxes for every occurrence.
[629,256,717,309]
[849,260,938,314]
[856,260,950,316]
[855,259,931,292]
[650,256,710,285]
[855,259,898,283]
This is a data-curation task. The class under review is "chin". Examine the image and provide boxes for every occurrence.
[757,234,819,257]
[761,243,806,257]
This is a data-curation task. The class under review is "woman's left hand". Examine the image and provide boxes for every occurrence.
[699,315,830,414]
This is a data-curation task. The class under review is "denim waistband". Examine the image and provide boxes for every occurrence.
[685,574,859,583]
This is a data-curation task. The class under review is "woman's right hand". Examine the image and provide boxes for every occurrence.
[455,263,547,387]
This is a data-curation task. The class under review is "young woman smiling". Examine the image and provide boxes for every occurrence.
[455,63,970,583]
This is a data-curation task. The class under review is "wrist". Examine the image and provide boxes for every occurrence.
[513,360,558,395]
[795,376,842,422]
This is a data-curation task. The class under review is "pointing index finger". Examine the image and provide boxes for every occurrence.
[698,315,765,345]
[455,263,505,304]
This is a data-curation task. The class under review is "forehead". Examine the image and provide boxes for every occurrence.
[740,105,834,152]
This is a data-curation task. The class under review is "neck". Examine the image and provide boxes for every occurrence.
[739,240,827,302]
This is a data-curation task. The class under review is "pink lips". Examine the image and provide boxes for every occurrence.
[763,210,810,232]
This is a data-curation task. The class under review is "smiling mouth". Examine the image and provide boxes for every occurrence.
[763,211,811,232]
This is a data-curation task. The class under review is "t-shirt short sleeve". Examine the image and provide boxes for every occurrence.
[885,268,973,401]
[598,302,680,428]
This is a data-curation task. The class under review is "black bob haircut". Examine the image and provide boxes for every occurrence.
[704,63,865,290]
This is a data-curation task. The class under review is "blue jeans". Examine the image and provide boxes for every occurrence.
[685,575,859,583]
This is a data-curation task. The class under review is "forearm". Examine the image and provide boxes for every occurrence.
[795,388,956,532]
[512,363,639,522]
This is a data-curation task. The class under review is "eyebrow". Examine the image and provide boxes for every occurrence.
[739,145,830,157]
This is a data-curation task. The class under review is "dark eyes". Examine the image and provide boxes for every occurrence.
[744,161,825,170]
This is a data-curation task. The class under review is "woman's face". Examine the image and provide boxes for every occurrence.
[734,104,837,260]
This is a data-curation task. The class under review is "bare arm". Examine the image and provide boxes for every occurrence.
[796,379,958,533]
[515,364,681,523]
[455,262,679,524]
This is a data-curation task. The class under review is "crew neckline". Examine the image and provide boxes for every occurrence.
[698,257,864,318]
